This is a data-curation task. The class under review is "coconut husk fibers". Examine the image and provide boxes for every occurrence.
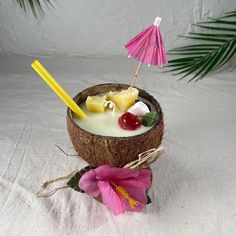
[67,83,164,167]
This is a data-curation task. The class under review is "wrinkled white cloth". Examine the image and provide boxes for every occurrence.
[0,55,235,236]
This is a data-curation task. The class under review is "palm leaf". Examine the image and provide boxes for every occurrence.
[16,0,54,17]
[165,10,236,82]
[193,24,236,32]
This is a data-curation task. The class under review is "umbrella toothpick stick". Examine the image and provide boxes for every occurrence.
[131,61,142,88]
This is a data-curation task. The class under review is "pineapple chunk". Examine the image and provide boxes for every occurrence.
[108,87,139,112]
[107,91,119,101]
[86,95,107,113]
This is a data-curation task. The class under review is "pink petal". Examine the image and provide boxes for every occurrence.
[134,169,152,189]
[78,169,100,197]
[96,165,139,181]
[110,179,147,212]
[115,169,152,212]
[115,168,151,196]
[117,180,147,205]
[94,165,110,173]
[98,181,126,215]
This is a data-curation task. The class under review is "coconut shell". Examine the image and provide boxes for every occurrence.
[67,83,164,167]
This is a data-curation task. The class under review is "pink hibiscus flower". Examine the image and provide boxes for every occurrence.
[78,165,151,215]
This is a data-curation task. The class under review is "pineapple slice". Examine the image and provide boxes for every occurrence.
[86,95,107,113]
[107,91,119,101]
[108,87,139,112]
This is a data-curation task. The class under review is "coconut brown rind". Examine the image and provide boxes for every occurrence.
[67,83,164,167]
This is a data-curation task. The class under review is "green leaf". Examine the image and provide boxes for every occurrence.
[165,10,236,82]
[190,50,221,82]
[180,35,228,42]
[46,0,54,8]
[146,194,152,205]
[169,47,218,52]
[168,57,202,63]
[224,11,236,14]
[67,166,93,193]
[15,0,54,18]
[189,42,229,81]
[175,55,212,80]
[142,112,158,127]
[168,52,207,55]
[213,39,236,71]
[193,24,236,32]
[16,0,26,12]
[200,18,236,25]
[164,63,195,73]
[164,62,193,68]
[189,32,235,38]
[171,44,221,49]
[28,0,37,17]
[221,14,236,19]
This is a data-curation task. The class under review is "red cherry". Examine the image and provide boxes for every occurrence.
[118,112,142,131]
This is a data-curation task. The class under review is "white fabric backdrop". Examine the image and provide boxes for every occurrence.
[0,55,235,236]
[0,0,235,56]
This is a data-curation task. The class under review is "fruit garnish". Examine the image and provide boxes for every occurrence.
[128,101,150,116]
[86,95,107,113]
[118,112,142,131]
[107,91,119,101]
[141,112,158,127]
[108,87,139,112]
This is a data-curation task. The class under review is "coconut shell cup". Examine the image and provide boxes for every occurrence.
[67,83,164,167]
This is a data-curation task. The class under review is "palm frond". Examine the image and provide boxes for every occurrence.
[165,10,236,82]
[16,0,54,18]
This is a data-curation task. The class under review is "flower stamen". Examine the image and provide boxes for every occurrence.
[110,181,139,208]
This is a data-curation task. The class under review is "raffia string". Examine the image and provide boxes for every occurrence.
[36,147,164,198]
[36,171,76,198]
[123,146,164,169]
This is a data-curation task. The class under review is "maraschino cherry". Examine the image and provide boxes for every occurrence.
[118,112,142,131]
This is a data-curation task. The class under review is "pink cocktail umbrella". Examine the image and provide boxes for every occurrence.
[125,17,167,87]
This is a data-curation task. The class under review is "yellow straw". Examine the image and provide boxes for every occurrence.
[31,60,87,119]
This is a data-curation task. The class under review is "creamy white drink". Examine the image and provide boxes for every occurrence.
[73,102,153,137]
